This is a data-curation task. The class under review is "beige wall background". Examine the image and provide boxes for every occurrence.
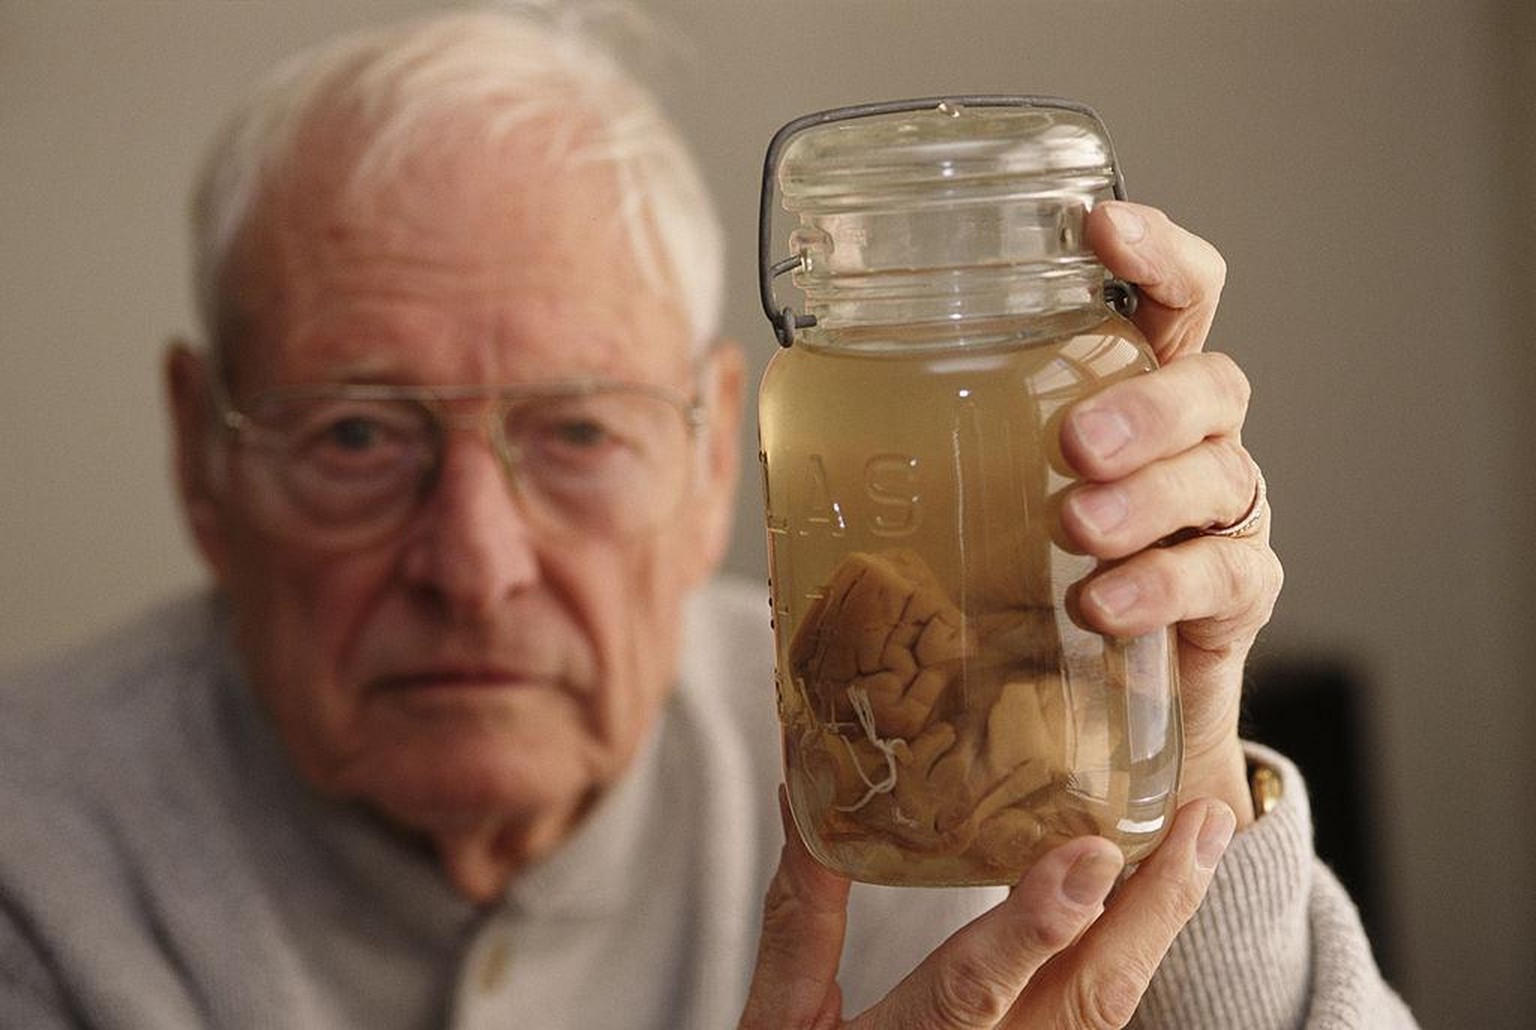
[3,1,1532,1024]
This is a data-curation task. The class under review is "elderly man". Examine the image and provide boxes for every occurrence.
[0,7,1411,1029]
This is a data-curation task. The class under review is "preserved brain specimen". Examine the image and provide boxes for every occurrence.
[790,549,970,740]
[784,548,1103,879]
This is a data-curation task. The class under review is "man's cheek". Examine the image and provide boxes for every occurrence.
[238,558,362,696]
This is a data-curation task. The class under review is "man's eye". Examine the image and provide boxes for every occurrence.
[327,417,384,451]
[552,420,611,448]
[287,406,420,475]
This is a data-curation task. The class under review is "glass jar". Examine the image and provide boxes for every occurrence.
[757,98,1181,887]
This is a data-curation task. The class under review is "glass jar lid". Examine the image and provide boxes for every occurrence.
[759,97,1132,346]
[778,102,1117,208]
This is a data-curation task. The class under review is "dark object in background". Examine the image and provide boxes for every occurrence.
[1243,657,1396,981]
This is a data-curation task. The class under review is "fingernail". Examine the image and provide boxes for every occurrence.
[1070,487,1128,535]
[1062,850,1122,905]
[1069,408,1133,463]
[1196,804,1237,871]
[1086,574,1141,619]
[1105,203,1147,244]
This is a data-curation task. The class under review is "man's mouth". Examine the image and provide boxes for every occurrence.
[373,666,550,694]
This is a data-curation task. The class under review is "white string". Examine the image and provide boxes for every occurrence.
[833,685,901,812]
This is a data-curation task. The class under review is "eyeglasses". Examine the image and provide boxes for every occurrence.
[210,377,707,549]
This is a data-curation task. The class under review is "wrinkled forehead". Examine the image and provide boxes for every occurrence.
[254,97,649,289]
[221,104,690,386]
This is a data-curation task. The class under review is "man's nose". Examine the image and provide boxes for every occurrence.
[399,433,540,618]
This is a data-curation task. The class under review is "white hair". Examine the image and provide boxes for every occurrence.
[191,2,723,363]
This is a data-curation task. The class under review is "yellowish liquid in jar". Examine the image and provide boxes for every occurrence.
[759,315,1181,886]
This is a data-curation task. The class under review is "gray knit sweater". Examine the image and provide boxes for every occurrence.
[0,583,1414,1028]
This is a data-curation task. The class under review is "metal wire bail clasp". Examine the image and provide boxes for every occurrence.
[757,95,1137,348]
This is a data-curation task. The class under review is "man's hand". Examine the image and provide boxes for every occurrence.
[1061,201,1283,825]
[741,792,1235,1029]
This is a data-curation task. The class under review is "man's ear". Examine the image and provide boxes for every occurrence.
[164,341,231,582]
[685,339,747,585]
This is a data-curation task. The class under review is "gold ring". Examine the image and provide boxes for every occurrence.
[1203,461,1267,540]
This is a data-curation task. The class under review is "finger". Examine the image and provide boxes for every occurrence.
[1058,351,1251,483]
[1059,439,1259,560]
[740,789,851,1030]
[1086,202,1227,362]
[1076,529,1281,792]
[856,837,1123,1030]
[1070,524,1282,645]
[1007,800,1235,1030]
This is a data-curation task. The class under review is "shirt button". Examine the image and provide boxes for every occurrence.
[476,931,513,995]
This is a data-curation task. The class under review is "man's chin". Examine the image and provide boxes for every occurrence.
[339,725,610,846]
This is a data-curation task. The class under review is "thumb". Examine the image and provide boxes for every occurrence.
[740,788,851,1029]
[1085,201,1226,362]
